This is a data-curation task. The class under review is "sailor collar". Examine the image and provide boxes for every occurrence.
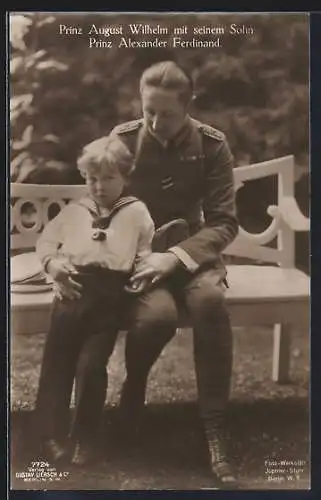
[76,195,139,240]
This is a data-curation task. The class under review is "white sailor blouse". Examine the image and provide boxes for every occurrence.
[36,195,155,273]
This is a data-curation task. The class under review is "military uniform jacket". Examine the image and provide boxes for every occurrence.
[87,116,238,274]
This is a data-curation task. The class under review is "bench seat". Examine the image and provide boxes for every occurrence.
[11,264,309,335]
[10,156,310,383]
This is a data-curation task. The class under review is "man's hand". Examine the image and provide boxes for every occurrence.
[47,258,82,300]
[124,279,149,294]
[130,252,180,285]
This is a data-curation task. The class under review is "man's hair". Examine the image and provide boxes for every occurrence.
[139,60,193,104]
[77,135,134,179]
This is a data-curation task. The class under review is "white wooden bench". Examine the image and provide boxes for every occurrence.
[10,155,310,383]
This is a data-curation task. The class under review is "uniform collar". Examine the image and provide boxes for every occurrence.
[146,115,192,149]
[147,127,168,148]
[171,115,193,147]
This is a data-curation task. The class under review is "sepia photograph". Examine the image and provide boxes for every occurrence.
[9,11,310,491]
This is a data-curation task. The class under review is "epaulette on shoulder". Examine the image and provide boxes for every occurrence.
[197,122,225,141]
[113,119,143,135]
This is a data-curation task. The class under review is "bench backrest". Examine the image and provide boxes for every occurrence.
[10,155,298,268]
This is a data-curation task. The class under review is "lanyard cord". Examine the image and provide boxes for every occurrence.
[77,196,140,230]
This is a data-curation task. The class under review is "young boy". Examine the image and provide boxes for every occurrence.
[34,135,154,466]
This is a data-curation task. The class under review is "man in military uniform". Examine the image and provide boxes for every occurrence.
[63,61,239,488]
[112,61,239,488]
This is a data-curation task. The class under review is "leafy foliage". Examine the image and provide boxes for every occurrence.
[10,12,309,183]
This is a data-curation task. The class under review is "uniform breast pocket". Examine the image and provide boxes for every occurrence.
[174,157,203,198]
[131,163,165,198]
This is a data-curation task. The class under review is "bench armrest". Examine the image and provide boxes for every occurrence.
[268,197,310,232]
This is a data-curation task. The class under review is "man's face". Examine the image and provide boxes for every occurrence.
[141,86,188,142]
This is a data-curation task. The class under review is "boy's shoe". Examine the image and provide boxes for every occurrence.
[71,441,97,467]
[42,439,67,463]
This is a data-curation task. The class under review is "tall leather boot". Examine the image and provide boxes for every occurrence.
[204,422,239,489]
[117,377,147,439]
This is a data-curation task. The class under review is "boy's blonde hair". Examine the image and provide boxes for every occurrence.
[139,60,193,104]
[77,135,134,179]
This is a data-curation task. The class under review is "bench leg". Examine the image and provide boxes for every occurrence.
[272,323,292,383]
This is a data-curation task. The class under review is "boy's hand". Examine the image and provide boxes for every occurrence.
[47,258,76,282]
[47,258,82,299]
[53,280,82,300]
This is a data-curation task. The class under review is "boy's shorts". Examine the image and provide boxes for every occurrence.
[72,265,130,302]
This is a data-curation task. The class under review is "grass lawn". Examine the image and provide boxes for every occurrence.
[10,326,310,490]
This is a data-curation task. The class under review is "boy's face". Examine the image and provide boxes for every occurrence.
[85,166,126,209]
[141,85,189,142]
